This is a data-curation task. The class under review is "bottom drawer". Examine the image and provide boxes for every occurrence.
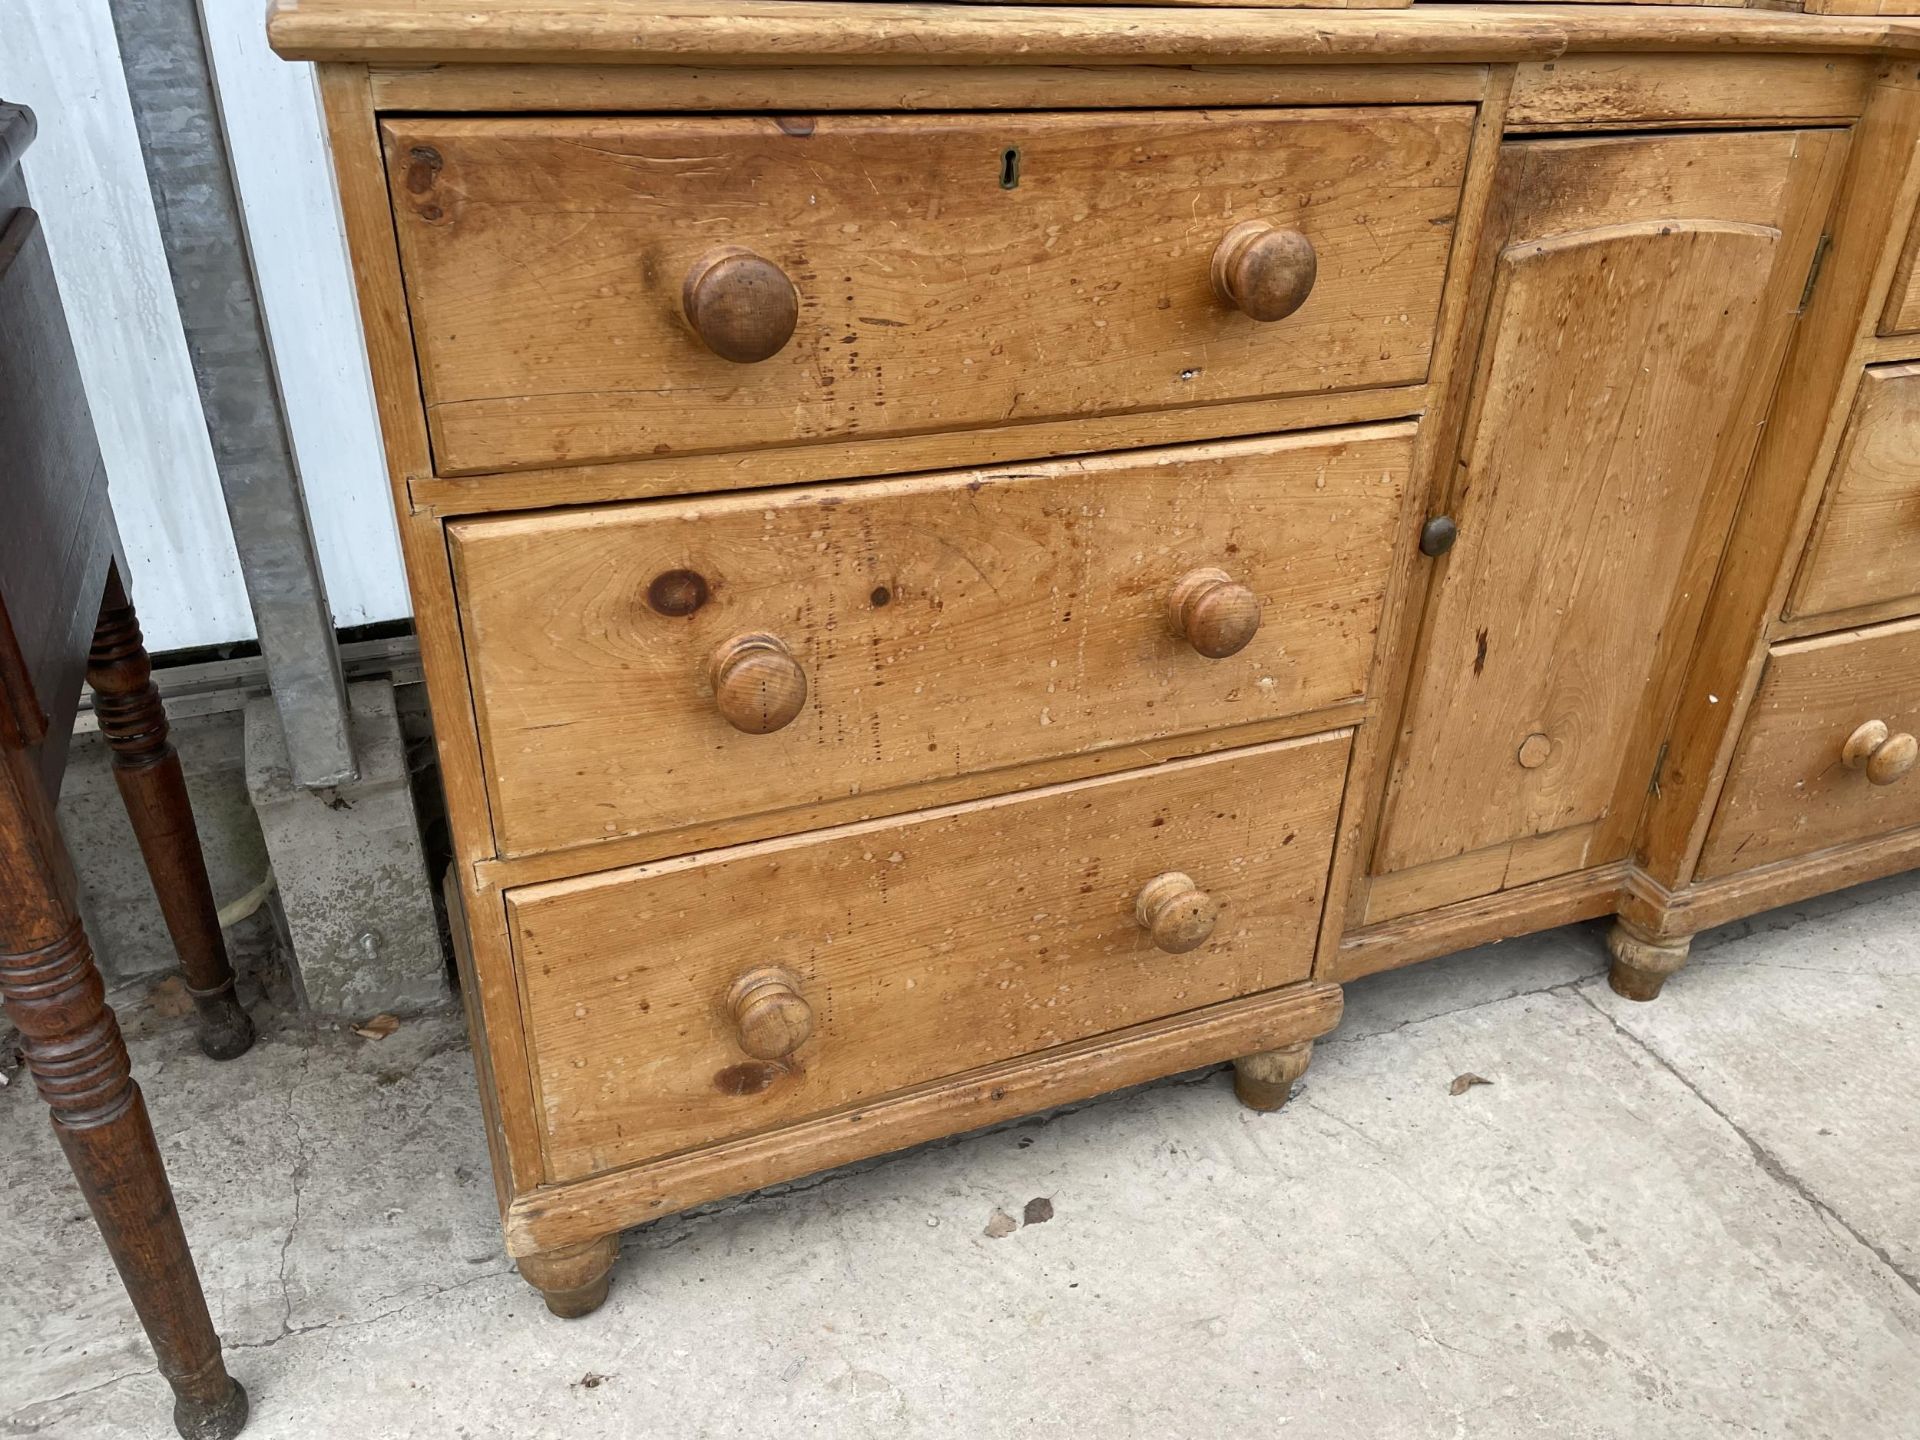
[1698,617,1920,880]
[511,732,1350,1183]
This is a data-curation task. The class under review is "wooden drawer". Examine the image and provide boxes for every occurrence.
[384,108,1472,476]
[1697,618,1920,880]
[1885,205,1920,336]
[450,424,1409,860]
[511,734,1349,1182]
[1806,0,1920,13]
[1789,365,1920,623]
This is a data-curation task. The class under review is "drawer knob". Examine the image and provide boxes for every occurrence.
[1843,720,1918,787]
[728,967,813,1061]
[709,633,808,734]
[683,247,799,363]
[1135,871,1221,954]
[1212,221,1317,323]
[1171,567,1261,659]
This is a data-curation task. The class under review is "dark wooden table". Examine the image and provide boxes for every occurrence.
[0,101,251,1440]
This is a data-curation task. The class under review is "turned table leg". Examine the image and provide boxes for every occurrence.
[1,916,248,1439]
[1605,918,1692,1002]
[88,569,253,1061]
[1232,1040,1315,1112]
[518,1234,620,1319]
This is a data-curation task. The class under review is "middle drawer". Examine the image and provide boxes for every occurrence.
[450,424,1412,859]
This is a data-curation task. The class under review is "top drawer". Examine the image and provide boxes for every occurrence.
[383,107,1474,476]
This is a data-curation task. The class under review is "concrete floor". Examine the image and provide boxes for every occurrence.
[4,873,1917,1439]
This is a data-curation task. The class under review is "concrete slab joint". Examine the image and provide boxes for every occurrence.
[245,679,446,1018]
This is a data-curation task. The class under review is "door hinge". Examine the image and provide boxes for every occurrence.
[1797,232,1833,313]
[1648,740,1671,798]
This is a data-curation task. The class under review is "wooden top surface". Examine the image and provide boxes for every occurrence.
[267,1,1920,66]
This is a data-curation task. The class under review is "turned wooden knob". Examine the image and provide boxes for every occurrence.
[1211,221,1318,323]
[728,967,812,1061]
[1170,567,1261,659]
[1135,872,1220,954]
[1843,719,1918,786]
[682,247,798,363]
[709,633,807,734]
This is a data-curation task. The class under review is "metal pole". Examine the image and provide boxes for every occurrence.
[110,0,356,787]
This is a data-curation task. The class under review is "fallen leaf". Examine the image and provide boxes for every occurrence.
[1022,1197,1055,1226]
[983,1209,1018,1239]
[146,975,193,1019]
[352,1014,401,1041]
[1449,1072,1493,1096]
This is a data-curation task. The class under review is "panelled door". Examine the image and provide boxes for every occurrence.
[1365,128,1847,924]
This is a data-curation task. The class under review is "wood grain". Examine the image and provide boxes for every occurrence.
[450,426,1411,860]
[1373,129,1844,890]
[1697,618,1920,878]
[1361,823,1594,925]
[1809,0,1920,17]
[1885,199,1920,332]
[441,867,512,1220]
[408,382,1427,517]
[365,62,1491,114]
[504,978,1345,1255]
[1318,64,1517,959]
[383,108,1472,475]
[269,1,1568,66]
[1789,363,1920,621]
[1622,821,1920,941]
[1334,862,1630,982]
[510,734,1348,1182]
[1631,66,1920,893]
[1456,5,1920,52]
[1509,54,1872,130]
[470,701,1367,894]
[0,208,113,796]
[89,571,253,1060]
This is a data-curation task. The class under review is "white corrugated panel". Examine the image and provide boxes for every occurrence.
[200,0,411,631]
[1,0,253,650]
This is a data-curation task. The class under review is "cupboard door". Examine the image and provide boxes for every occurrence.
[1370,130,1845,904]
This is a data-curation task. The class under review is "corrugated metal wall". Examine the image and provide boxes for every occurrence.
[1,0,409,652]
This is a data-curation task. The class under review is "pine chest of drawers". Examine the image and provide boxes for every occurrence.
[273,0,1920,1314]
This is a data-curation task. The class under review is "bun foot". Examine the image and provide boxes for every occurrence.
[1232,1040,1314,1112]
[1606,920,1691,1002]
[518,1234,619,1319]
[191,990,256,1062]
[173,1378,248,1440]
